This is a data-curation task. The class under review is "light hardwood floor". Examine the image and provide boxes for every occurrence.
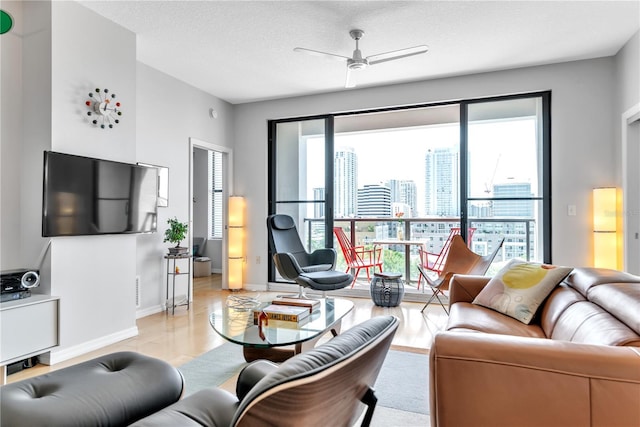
[7,275,449,384]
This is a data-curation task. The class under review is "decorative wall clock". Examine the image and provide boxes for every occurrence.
[85,88,122,129]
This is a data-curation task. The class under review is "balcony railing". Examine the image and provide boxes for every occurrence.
[303,217,536,289]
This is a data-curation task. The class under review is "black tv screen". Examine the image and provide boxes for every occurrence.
[42,151,158,237]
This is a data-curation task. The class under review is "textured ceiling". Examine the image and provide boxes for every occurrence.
[78,1,640,104]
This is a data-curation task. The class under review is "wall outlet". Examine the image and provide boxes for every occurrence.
[256,256,261,264]
[567,205,576,216]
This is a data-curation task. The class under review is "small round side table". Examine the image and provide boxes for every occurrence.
[370,272,405,307]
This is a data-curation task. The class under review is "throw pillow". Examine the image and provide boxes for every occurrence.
[473,259,573,324]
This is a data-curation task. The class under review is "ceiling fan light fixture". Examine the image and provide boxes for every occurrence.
[347,59,368,70]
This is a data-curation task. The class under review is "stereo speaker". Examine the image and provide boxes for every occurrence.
[21,271,40,288]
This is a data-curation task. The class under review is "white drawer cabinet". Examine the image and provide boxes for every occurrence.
[0,295,60,383]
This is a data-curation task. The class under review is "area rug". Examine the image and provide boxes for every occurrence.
[178,342,430,417]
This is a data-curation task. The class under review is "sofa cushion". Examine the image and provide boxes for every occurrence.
[564,267,640,297]
[0,351,184,427]
[446,302,546,338]
[539,284,586,338]
[588,282,640,336]
[473,259,573,324]
[549,300,640,346]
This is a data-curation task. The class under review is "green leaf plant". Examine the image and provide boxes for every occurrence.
[163,217,188,247]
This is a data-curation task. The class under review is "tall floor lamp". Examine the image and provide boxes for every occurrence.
[228,196,245,290]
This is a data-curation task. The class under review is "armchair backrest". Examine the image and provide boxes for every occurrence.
[232,315,400,427]
[267,214,309,266]
[438,235,505,290]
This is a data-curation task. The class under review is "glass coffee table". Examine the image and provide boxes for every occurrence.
[209,297,354,362]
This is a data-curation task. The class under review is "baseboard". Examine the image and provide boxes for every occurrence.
[212,268,222,274]
[46,326,139,365]
[266,282,297,292]
[241,283,267,292]
[136,304,164,319]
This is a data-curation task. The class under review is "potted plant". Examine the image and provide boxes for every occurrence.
[164,217,189,255]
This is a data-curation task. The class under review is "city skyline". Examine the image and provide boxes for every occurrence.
[306,118,539,218]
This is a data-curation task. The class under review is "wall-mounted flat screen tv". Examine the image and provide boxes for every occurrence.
[42,151,158,237]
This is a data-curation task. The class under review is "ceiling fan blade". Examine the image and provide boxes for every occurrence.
[294,47,350,62]
[367,45,429,65]
[345,67,356,88]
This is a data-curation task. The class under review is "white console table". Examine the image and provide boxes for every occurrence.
[0,294,60,384]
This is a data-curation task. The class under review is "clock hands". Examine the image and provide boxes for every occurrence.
[85,88,122,129]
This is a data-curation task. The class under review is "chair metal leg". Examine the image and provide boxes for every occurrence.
[277,285,308,299]
[421,289,449,315]
[359,387,378,427]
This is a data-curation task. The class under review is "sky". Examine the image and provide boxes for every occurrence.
[306,118,539,216]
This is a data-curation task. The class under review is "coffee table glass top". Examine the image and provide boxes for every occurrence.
[209,297,354,348]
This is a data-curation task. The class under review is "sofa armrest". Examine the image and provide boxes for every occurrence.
[430,331,640,427]
[448,274,491,305]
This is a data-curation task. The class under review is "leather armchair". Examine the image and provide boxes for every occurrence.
[267,214,353,294]
[131,315,400,426]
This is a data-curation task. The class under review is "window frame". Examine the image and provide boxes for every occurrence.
[267,91,552,283]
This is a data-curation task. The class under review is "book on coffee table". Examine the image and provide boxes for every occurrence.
[271,297,321,313]
[253,304,310,323]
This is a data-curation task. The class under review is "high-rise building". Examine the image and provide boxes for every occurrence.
[424,147,459,216]
[313,187,325,218]
[334,148,357,217]
[357,184,391,217]
[387,179,418,217]
[492,182,534,217]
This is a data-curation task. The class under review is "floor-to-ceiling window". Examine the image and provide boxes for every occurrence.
[268,117,332,281]
[463,94,551,270]
[268,92,551,291]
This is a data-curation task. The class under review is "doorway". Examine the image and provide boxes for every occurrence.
[189,137,233,289]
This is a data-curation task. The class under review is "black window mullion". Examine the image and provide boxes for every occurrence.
[325,116,334,248]
[460,102,469,243]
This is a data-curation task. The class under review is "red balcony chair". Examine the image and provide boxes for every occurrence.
[418,235,505,314]
[333,227,383,288]
[417,227,476,289]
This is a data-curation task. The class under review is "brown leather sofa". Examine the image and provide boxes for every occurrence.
[430,267,640,427]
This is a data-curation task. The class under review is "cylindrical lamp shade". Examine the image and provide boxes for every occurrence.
[593,188,617,232]
[228,257,243,289]
[594,232,617,269]
[229,196,245,227]
[228,227,244,258]
[593,187,618,269]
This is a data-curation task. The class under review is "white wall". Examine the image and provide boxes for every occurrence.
[234,57,620,288]
[614,30,640,181]
[1,2,234,363]
[1,1,27,270]
[135,63,233,314]
[615,31,640,119]
[614,30,640,272]
[46,1,138,361]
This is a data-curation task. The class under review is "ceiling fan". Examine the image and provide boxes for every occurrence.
[294,29,428,88]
